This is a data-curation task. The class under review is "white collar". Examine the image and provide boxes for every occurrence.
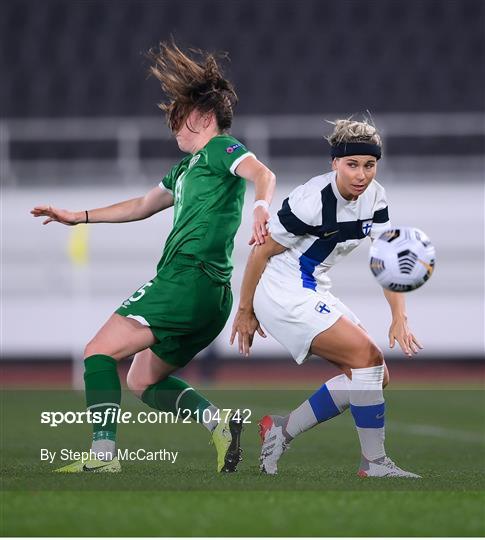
[331,172,357,205]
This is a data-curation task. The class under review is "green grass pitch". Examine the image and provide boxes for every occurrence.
[1,387,484,536]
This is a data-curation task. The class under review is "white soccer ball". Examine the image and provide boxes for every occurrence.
[369,227,436,292]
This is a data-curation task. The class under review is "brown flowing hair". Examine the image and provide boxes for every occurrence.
[147,41,238,133]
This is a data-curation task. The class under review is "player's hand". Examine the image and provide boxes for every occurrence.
[388,316,423,357]
[249,206,270,246]
[230,307,266,356]
[30,205,81,226]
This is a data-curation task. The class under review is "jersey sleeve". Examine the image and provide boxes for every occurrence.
[158,162,182,194]
[209,136,255,177]
[269,183,321,248]
[370,183,391,240]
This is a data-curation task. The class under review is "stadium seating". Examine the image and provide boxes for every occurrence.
[2,0,484,117]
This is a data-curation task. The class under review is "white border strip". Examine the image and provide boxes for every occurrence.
[175,387,194,411]
[230,151,255,176]
[87,402,120,410]
[126,314,150,326]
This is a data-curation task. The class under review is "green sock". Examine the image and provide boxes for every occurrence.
[141,376,213,423]
[84,354,121,443]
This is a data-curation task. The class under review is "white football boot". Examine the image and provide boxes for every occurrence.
[258,415,290,475]
[358,455,421,478]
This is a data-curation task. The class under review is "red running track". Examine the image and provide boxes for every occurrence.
[1,358,484,388]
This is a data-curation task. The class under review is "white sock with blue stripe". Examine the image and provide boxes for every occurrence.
[284,374,351,440]
[350,365,386,461]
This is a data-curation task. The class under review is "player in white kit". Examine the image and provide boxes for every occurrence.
[231,119,422,478]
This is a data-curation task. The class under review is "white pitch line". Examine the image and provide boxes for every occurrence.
[389,422,485,444]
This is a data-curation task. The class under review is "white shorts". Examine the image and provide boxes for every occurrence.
[253,271,361,364]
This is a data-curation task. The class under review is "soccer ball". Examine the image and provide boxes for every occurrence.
[369,227,436,292]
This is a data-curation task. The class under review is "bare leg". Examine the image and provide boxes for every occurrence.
[283,316,384,439]
[81,314,156,462]
[329,322,389,386]
[310,316,384,370]
[84,313,157,360]
[127,349,178,397]
[310,316,387,462]
[260,316,387,474]
[126,349,221,435]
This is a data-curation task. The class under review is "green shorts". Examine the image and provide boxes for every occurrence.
[115,254,232,367]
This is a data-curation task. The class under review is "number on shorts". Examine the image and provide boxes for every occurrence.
[128,282,153,303]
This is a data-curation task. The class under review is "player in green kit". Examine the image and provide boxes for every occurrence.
[31,42,275,473]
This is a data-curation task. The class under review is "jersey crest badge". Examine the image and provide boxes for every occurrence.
[361,219,373,236]
[226,143,242,154]
[315,301,331,314]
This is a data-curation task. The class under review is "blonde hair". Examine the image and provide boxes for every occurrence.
[326,118,382,147]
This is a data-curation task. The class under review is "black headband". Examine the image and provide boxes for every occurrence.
[331,142,382,160]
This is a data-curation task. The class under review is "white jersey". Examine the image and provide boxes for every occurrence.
[267,171,391,294]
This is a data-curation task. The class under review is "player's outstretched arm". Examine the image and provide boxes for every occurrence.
[383,289,423,357]
[230,235,286,356]
[30,186,174,226]
[234,156,276,246]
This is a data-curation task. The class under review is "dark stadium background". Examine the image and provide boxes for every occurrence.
[2,0,484,386]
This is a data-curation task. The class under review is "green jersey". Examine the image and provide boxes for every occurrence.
[158,134,254,283]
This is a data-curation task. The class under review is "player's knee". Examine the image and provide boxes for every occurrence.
[83,340,98,359]
[126,369,149,398]
[358,342,384,369]
[369,344,384,367]
[84,339,119,360]
[383,365,390,387]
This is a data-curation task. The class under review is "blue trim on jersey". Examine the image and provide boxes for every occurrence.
[278,198,319,236]
[299,184,338,289]
[299,238,338,289]
[276,183,383,290]
[309,384,341,422]
[350,402,385,428]
[299,254,319,290]
[373,206,389,224]
[337,219,370,240]
[319,184,338,232]
[296,183,377,289]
